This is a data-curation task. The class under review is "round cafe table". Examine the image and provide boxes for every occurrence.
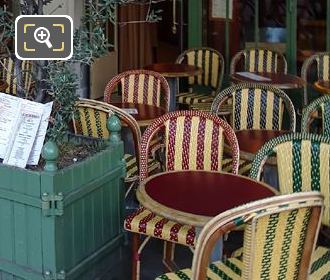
[231,72,306,90]
[111,102,166,127]
[313,80,330,95]
[144,63,202,111]
[137,170,276,227]
[0,80,8,92]
[235,129,289,163]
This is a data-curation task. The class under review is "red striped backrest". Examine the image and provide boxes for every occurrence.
[104,70,170,111]
[140,111,239,180]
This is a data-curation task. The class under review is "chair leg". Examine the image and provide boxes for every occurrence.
[162,241,179,272]
[131,233,140,280]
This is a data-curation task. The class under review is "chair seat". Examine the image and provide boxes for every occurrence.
[124,207,196,246]
[124,154,160,180]
[177,92,213,105]
[222,157,252,176]
[310,246,330,280]
[155,258,242,280]
[156,246,329,280]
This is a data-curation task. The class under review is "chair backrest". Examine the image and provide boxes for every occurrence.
[104,69,170,111]
[230,48,287,75]
[211,83,296,131]
[192,192,323,280]
[0,57,34,95]
[301,95,330,137]
[73,98,141,162]
[176,47,225,92]
[301,52,330,105]
[249,133,330,226]
[139,110,239,180]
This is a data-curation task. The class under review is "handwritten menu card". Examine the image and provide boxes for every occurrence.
[0,92,53,168]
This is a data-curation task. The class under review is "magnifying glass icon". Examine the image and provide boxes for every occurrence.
[34,27,53,49]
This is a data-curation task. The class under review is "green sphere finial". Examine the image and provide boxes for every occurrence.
[42,141,59,172]
[107,114,121,143]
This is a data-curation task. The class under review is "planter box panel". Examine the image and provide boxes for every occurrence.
[0,166,40,197]
[42,144,124,196]
[58,169,124,273]
[0,200,43,279]
[0,141,125,279]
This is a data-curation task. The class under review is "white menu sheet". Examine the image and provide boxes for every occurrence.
[3,100,43,168]
[27,102,53,165]
[236,72,272,81]
[0,92,53,168]
[0,94,22,158]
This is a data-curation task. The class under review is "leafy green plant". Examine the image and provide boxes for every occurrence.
[0,0,161,144]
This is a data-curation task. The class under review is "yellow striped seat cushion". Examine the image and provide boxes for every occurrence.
[155,258,242,279]
[124,154,160,179]
[222,158,252,176]
[176,92,213,105]
[310,246,330,280]
[124,207,196,246]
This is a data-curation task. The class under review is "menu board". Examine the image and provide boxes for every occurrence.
[210,0,233,20]
[0,92,53,168]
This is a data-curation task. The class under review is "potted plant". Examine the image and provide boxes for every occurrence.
[0,1,160,278]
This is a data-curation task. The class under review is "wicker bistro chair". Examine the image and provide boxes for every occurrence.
[175,47,225,107]
[248,133,330,279]
[301,95,330,137]
[230,48,288,75]
[301,52,330,105]
[210,83,296,175]
[73,99,160,195]
[124,110,240,280]
[155,192,324,280]
[0,57,34,96]
[104,69,170,112]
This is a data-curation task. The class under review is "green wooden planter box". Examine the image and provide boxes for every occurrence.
[0,120,125,279]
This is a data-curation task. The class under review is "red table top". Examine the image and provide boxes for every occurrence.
[111,102,166,126]
[236,129,288,155]
[314,80,330,94]
[231,72,306,89]
[144,63,202,78]
[137,170,276,226]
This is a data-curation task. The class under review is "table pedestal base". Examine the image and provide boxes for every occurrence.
[167,77,178,111]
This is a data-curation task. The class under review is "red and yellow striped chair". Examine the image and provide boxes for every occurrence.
[155,192,324,280]
[175,47,224,108]
[301,95,330,137]
[124,110,239,280]
[230,48,287,75]
[0,57,34,96]
[301,52,330,105]
[248,133,330,279]
[211,83,296,175]
[72,99,160,194]
[104,69,170,112]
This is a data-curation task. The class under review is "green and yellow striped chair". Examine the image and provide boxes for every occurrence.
[301,95,330,137]
[301,52,330,105]
[248,133,330,279]
[155,192,324,280]
[230,48,287,76]
[0,57,34,96]
[210,83,296,175]
[73,99,160,194]
[175,47,224,108]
